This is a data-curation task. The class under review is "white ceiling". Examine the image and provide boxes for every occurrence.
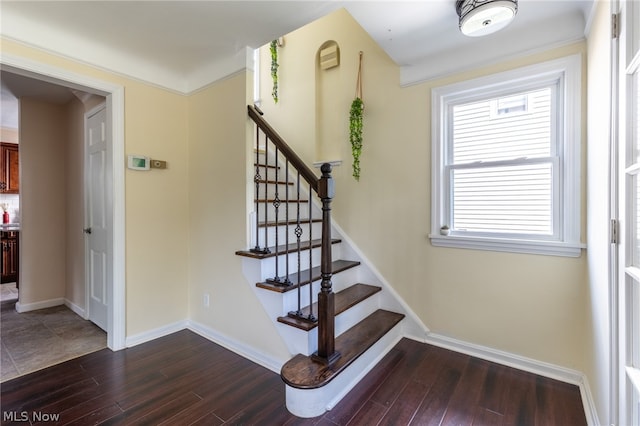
[0,0,594,127]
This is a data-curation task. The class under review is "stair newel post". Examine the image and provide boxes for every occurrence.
[314,163,340,365]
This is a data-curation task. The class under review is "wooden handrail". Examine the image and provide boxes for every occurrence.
[248,105,319,193]
[247,105,339,366]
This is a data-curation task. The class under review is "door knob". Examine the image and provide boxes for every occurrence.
[83,227,92,234]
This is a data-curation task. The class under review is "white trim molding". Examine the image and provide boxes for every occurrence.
[187,320,284,374]
[125,320,189,348]
[15,298,65,313]
[430,54,583,257]
[0,52,127,351]
[64,298,87,319]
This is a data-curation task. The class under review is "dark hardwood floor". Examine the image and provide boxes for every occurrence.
[0,330,586,425]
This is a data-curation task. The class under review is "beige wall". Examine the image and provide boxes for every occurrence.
[586,1,613,424]
[14,94,104,314]
[187,72,291,362]
[19,98,67,304]
[2,38,190,337]
[0,7,602,390]
[258,8,590,373]
[121,83,189,336]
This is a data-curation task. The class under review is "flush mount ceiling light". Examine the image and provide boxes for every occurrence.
[456,0,518,37]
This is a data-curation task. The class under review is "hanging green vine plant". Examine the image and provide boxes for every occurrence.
[350,97,364,181]
[270,40,279,103]
[349,51,364,181]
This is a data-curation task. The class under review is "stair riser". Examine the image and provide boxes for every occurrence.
[259,250,320,282]
[277,323,318,356]
[281,282,321,313]
[333,294,380,338]
[257,245,344,282]
[285,320,404,417]
[254,152,306,176]
[255,222,323,249]
[278,293,381,357]
[255,182,313,201]
[253,202,313,223]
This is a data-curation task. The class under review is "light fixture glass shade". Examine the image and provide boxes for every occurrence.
[456,0,518,37]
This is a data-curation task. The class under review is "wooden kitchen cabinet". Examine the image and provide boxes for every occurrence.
[1,231,18,284]
[1,143,19,194]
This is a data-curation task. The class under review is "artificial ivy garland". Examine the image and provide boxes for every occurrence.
[270,40,279,103]
[350,51,364,181]
[349,97,364,181]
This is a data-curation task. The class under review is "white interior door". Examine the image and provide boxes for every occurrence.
[618,1,640,424]
[85,104,110,331]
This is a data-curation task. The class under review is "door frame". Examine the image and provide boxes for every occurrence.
[614,0,640,423]
[610,3,620,426]
[0,52,126,351]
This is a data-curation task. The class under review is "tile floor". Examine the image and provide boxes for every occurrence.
[0,282,19,302]
[1,298,107,382]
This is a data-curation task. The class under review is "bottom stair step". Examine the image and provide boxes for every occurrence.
[280,309,405,390]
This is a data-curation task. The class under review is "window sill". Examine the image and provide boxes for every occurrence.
[429,234,585,257]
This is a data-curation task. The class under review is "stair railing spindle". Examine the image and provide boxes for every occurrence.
[251,128,267,254]
[308,183,315,322]
[271,145,281,283]
[294,171,303,316]
[263,138,270,252]
[284,160,291,285]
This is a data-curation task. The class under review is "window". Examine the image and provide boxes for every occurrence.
[430,55,584,257]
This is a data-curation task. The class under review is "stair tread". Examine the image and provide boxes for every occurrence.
[255,198,309,203]
[256,179,294,186]
[235,238,341,260]
[280,309,405,389]
[254,163,280,169]
[256,260,360,293]
[277,283,381,331]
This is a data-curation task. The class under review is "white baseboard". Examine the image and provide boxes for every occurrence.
[187,320,284,374]
[15,297,64,313]
[64,298,86,319]
[121,319,284,374]
[125,320,188,348]
[423,332,599,426]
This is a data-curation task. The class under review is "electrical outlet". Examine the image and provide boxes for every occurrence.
[203,293,210,308]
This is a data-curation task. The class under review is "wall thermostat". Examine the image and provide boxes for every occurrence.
[127,155,150,170]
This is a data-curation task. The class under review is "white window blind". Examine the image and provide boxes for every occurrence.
[430,55,583,257]
[449,88,556,236]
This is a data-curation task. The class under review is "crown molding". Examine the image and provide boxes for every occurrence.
[0,8,251,96]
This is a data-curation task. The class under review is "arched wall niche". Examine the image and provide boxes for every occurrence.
[314,40,342,163]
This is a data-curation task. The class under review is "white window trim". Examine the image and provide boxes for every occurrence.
[430,54,585,257]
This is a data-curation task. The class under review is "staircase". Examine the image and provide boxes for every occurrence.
[236,105,417,417]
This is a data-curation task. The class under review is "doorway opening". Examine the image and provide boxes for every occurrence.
[0,53,126,353]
